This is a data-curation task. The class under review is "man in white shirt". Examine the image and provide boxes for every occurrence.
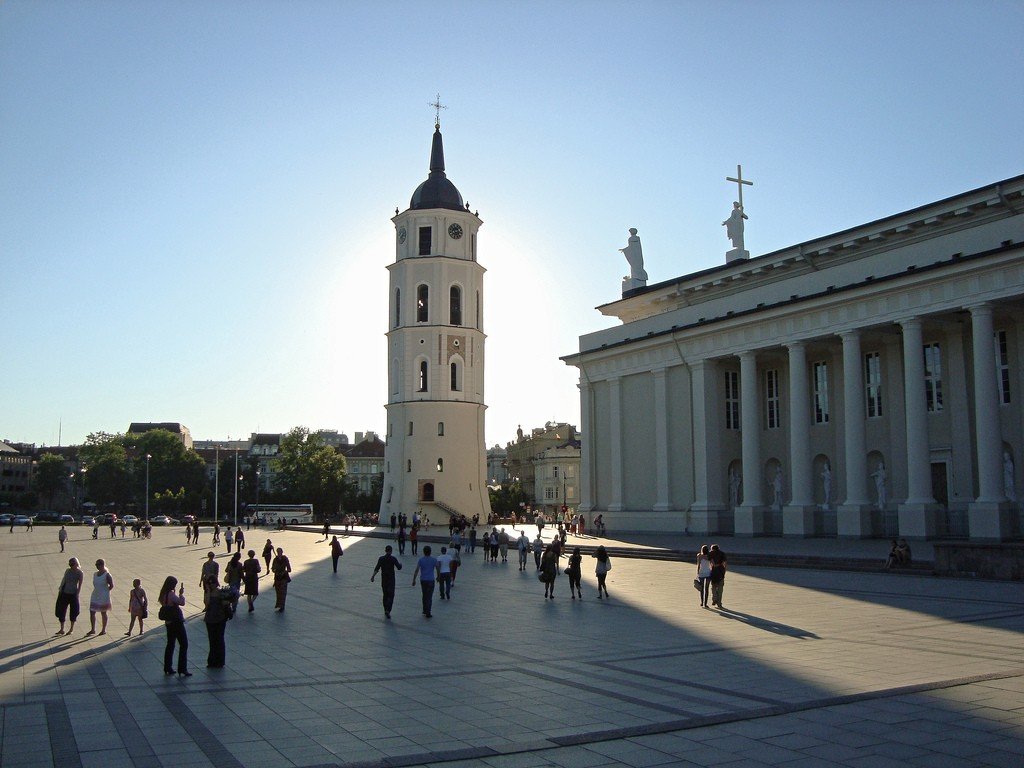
[516,531,531,571]
[436,546,454,600]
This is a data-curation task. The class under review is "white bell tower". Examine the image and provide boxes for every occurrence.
[379,116,491,524]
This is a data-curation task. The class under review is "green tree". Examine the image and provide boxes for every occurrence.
[274,427,348,520]
[489,479,529,516]
[128,429,207,516]
[35,453,68,510]
[79,433,131,508]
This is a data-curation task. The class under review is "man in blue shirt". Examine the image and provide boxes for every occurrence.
[412,545,437,618]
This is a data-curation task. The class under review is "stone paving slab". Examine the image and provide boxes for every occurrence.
[0,524,1020,767]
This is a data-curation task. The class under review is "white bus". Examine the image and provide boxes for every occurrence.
[246,504,314,525]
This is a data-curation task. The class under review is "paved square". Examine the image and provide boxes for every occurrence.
[1,525,1022,767]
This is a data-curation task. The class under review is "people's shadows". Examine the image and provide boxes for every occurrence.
[44,635,134,670]
[0,636,55,663]
[716,607,819,638]
[1,632,129,675]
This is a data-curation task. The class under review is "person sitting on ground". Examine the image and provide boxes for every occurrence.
[896,539,912,566]
[884,539,899,569]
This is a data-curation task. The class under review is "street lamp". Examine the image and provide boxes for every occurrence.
[254,469,261,523]
[214,444,220,524]
[233,448,239,527]
[144,454,152,522]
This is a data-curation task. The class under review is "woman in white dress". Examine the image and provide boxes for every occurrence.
[86,559,114,636]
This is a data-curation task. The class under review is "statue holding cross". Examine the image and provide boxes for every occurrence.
[723,165,752,257]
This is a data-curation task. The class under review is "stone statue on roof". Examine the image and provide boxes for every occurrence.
[620,228,648,293]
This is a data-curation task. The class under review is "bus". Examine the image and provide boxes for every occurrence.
[245,504,314,526]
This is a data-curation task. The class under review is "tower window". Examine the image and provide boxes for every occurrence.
[408,421,414,436]
[451,361,462,391]
[417,284,429,323]
[418,361,428,392]
[438,422,445,436]
[418,226,432,255]
[407,460,411,473]
[450,285,462,326]
[436,458,444,472]
[394,288,401,327]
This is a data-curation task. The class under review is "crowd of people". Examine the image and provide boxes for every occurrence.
[48,510,741,680]
[51,521,295,677]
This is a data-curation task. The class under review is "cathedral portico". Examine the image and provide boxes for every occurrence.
[565,174,1024,541]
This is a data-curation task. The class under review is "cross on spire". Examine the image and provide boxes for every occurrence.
[726,164,753,209]
[429,93,447,128]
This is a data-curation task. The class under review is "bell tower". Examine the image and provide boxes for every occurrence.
[379,115,491,524]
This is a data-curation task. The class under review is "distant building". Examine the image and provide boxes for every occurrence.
[340,433,385,493]
[486,444,508,486]
[316,430,350,448]
[504,423,581,514]
[0,442,32,496]
[127,422,193,449]
[249,433,281,493]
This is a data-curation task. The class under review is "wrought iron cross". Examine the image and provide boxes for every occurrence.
[430,93,447,127]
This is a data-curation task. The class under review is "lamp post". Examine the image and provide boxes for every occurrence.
[214,445,220,524]
[144,454,152,522]
[233,449,239,527]
[254,469,261,524]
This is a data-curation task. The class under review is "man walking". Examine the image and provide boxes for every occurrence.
[709,544,728,608]
[58,525,68,552]
[517,530,530,571]
[411,545,437,618]
[371,545,402,619]
[436,546,453,600]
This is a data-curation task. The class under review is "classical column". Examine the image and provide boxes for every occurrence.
[578,381,594,514]
[652,368,671,512]
[897,317,936,538]
[607,376,623,513]
[967,303,1012,540]
[688,359,723,534]
[783,342,815,536]
[838,330,871,537]
[735,351,765,536]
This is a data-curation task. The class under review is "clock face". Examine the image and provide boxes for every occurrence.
[448,223,463,240]
[398,227,407,244]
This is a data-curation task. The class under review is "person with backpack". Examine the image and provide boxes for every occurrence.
[204,585,233,668]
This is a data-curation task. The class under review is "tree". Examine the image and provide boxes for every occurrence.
[128,429,206,515]
[79,433,131,507]
[35,453,68,510]
[489,479,529,516]
[274,427,348,520]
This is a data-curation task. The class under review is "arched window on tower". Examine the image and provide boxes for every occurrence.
[418,360,428,392]
[417,284,429,323]
[394,288,401,328]
[449,285,462,326]
[476,290,481,329]
[450,357,463,392]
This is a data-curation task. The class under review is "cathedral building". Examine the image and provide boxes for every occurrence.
[563,174,1024,541]
[379,121,491,523]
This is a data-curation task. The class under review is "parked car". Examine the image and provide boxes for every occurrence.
[59,515,75,524]
[100,513,118,524]
[35,510,61,523]
[79,515,96,526]
[0,513,13,525]
[121,515,139,525]
[151,515,180,525]
[182,514,196,525]
[12,515,33,526]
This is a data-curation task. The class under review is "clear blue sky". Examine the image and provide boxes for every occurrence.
[2,1,1022,450]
